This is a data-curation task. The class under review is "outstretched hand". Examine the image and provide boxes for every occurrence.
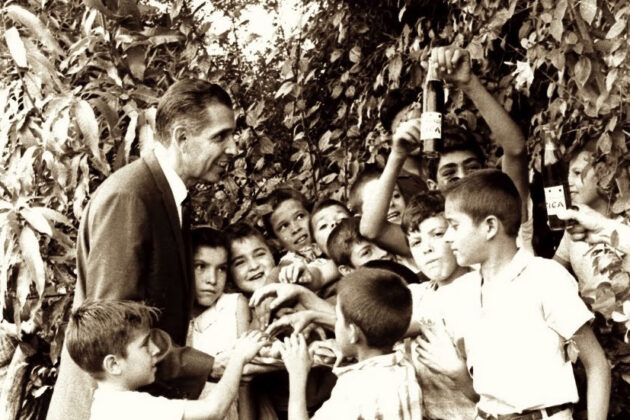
[429,46,472,87]
[279,261,313,284]
[265,310,316,336]
[557,204,617,245]
[249,283,305,311]
[232,330,268,364]
[279,334,312,380]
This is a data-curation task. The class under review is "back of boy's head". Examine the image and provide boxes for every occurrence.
[348,165,382,213]
[425,126,486,181]
[192,225,227,252]
[401,191,445,235]
[337,267,412,348]
[379,88,419,133]
[261,187,309,237]
[443,169,521,237]
[326,216,363,267]
[66,300,158,379]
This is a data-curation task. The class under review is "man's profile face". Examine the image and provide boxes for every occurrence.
[435,150,482,189]
[180,103,236,184]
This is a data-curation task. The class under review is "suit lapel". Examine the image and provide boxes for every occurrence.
[143,153,191,292]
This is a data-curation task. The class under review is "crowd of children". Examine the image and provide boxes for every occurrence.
[63,45,624,420]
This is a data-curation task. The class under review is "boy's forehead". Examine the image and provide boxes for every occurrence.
[312,205,347,223]
[230,236,268,253]
[437,150,481,170]
[195,245,227,259]
[410,214,447,234]
[271,199,306,223]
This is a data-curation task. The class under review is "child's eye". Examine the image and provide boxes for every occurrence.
[410,240,421,247]
[194,263,206,271]
[433,230,445,237]
[218,265,227,273]
[232,259,244,267]
[318,224,328,231]
[296,213,305,220]
[278,223,288,232]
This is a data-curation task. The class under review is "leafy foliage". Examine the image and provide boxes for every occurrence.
[1,0,629,416]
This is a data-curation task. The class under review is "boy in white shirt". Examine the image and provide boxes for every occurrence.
[65,300,266,420]
[442,169,610,420]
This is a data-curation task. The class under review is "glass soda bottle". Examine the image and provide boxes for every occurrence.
[420,64,444,155]
[541,135,573,230]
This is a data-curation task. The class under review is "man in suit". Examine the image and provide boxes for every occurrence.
[46,79,237,420]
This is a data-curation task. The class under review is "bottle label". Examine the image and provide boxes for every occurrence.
[543,185,568,215]
[420,112,442,140]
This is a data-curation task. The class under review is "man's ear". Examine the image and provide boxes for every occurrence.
[338,265,353,276]
[171,125,186,146]
[483,215,499,240]
[102,354,122,376]
[426,179,438,191]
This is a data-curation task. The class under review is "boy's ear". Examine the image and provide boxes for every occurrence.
[338,265,354,276]
[483,215,499,240]
[349,323,366,345]
[102,354,122,376]
[426,179,438,191]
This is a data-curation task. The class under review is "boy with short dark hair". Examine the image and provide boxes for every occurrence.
[66,300,266,420]
[279,268,422,420]
[309,198,351,256]
[326,217,393,275]
[442,169,610,420]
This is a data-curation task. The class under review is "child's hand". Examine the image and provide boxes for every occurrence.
[232,330,267,364]
[392,118,422,157]
[429,46,472,87]
[279,261,313,284]
[249,283,305,311]
[266,310,316,336]
[279,334,312,379]
[412,320,467,380]
[309,338,341,366]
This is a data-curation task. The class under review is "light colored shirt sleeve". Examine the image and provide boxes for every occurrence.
[554,232,570,265]
[540,262,594,340]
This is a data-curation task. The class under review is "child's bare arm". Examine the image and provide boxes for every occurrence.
[279,259,339,291]
[279,334,311,420]
[182,331,266,420]
[359,122,418,256]
[431,46,528,218]
[572,323,610,420]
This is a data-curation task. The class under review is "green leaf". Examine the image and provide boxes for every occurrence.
[19,225,45,298]
[579,0,598,25]
[5,5,63,56]
[549,19,563,42]
[5,27,28,68]
[74,99,109,175]
[275,81,295,99]
[574,56,591,87]
[606,19,627,39]
[20,207,53,236]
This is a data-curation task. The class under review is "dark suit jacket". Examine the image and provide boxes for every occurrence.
[46,153,213,420]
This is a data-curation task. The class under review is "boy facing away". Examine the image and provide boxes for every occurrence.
[65,300,266,420]
[279,267,422,420]
[442,169,610,420]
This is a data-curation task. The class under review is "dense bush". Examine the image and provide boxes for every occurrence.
[1,0,629,417]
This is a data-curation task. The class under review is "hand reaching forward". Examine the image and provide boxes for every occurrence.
[279,334,312,381]
[266,310,316,336]
[392,118,422,158]
[557,204,619,245]
[249,283,305,311]
[413,320,467,380]
[279,261,313,284]
[232,330,267,364]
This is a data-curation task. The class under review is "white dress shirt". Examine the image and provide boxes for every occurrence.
[153,143,188,226]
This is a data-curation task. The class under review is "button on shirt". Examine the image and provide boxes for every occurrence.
[462,249,594,416]
[153,143,188,226]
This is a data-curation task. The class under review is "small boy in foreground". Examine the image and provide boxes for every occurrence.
[442,169,610,420]
[66,300,266,420]
[279,268,422,419]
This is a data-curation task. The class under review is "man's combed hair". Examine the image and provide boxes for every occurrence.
[326,216,363,267]
[348,165,382,213]
[338,268,412,348]
[155,79,232,145]
[66,300,159,378]
[192,225,227,251]
[443,169,521,237]
[259,187,309,238]
[401,191,445,235]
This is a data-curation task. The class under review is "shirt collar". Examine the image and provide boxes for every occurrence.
[332,350,404,377]
[489,248,532,284]
[153,142,188,206]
